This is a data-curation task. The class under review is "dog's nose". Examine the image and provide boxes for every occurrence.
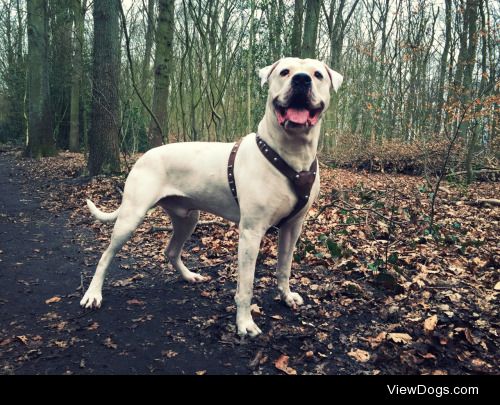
[292,73,312,87]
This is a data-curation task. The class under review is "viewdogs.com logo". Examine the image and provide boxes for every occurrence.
[387,385,479,398]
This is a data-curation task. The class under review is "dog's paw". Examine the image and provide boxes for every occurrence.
[237,318,262,338]
[80,290,103,309]
[283,292,304,309]
[182,271,210,283]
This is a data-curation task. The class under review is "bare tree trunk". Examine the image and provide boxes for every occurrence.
[25,0,56,157]
[326,0,360,71]
[50,0,73,149]
[246,0,255,133]
[302,0,320,59]
[88,0,121,175]
[465,0,485,184]
[291,0,303,57]
[16,0,23,59]
[434,0,452,135]
[454,0,479,183]
[148,0,175,147]
[141,0,156,89]
[69,0,86,152]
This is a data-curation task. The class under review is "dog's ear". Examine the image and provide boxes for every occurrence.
[324,64,343,92]
[258,60,280,87]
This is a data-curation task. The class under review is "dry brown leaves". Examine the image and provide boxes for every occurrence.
[12,151,499,375]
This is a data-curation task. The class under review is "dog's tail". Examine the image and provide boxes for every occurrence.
[86,199,120,223]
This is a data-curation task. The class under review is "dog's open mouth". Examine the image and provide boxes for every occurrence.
[273,97,324,128]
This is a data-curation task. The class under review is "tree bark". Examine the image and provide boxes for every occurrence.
[141,0,156,90]
[434,0,452,135]
[291,0,304,57]
[69,0,86,152]
[88,0,121,175]
[302,0,320,59]
[246,0,255,133]
[148,0,175,147]
[50,0,73,149]
[465,0,484,184]
[25,0,56,157]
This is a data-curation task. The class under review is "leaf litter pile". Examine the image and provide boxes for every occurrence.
[1,151,498,375]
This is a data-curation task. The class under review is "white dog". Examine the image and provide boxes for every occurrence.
[81,58,343,337]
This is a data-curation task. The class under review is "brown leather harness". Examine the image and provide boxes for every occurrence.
[227,135,317,228]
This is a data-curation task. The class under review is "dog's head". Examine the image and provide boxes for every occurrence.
[259,57,343,132]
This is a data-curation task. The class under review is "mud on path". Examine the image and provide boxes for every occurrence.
[0,150,497,375]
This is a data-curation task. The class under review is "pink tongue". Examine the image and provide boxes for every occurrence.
[286,108,309,124]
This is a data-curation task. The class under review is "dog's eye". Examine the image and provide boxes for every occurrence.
[314,71,323,79]
[280,69,290,77]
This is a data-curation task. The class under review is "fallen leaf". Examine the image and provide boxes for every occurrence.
[54,321,67,331]
[348,349,371,363]
[362,332,387,349]
[471,257,487,269]
[162,350,178,358]
[464,328,479,345]
[112,274,144,287]
[250,304,262,316]
[54,340,68,348]
[87,322,99,331]
[45,296,61,304]
[0,338,13,346]
[249,349,268,368]
[494,281,500,291]
[471,358,490,369]
[300,277,311,286]
[16,335,29,345]
[342,280,364,296]
[423,315,438,334]
[274,354,297,375]
[104,337,117,349]
[387,333,413,344]
[126,299,145,306]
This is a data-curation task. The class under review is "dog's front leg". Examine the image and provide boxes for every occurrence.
[277,217,305,309]
[235,226,266,337]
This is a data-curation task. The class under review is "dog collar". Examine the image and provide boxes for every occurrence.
[227,135,317,228]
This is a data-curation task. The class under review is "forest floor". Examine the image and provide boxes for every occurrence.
[0,148,498,375]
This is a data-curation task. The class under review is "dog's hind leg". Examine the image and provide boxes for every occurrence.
[165,209,208,283]
[80,200,151,309]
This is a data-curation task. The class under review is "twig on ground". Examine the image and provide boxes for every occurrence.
[307,198,406,225]
[465,198,500,207]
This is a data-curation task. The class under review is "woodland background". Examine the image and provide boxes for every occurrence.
[0,0,498,180]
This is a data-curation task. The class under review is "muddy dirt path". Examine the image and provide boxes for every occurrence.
[0,152,331,375]
[0,153,262,374]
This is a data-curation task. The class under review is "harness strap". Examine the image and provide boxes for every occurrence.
[227,135,317,228]
[255,135,317,227]
[227,139,242,203]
